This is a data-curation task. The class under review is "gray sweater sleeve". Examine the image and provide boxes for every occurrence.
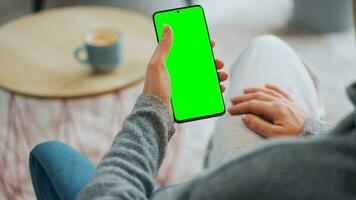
[298,117,333,138]
[76,94,175,200]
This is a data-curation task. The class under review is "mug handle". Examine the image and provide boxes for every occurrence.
[74,46,89,64]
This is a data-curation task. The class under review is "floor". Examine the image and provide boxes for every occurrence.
[0,0,355,199]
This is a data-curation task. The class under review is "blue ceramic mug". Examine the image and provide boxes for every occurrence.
[74,29,123,72]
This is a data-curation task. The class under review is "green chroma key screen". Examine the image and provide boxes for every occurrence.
[153,5,225,123]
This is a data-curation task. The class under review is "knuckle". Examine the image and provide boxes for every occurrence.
[269,90,277,96]
[254,92,263,98]
[252,123,264,133]
[149,58,163,68]
[148,61,155,67]
[264,88,272,93]
[272,101,283,112]
[148,57,158,66]
[250,99,258,105]
[244,116,257,129]
[274,127,283,135]
[249,100,258,109]
[271,101,279,108]
[246,118,255,127]
[278,103,289,115]
[251,122,260,130]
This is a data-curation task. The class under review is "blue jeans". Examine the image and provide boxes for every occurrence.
[29,141,95,200]
[29,141,186,200]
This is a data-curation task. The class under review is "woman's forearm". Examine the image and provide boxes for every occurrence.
[77,94,175,200]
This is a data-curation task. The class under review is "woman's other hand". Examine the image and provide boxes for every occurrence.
[228,84,309,138]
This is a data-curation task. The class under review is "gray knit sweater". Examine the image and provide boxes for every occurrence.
[77,83,356,200]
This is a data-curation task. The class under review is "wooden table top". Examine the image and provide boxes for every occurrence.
[0,6,156,98]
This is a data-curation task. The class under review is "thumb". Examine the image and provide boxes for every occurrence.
[152,25,173,63]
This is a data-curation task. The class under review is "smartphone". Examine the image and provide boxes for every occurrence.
[153,5,225,123]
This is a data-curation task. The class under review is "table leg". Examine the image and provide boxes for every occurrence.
[32,0,45,13]
[186,0,194,6]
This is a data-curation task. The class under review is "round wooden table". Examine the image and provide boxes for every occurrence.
[0,7,182,200]
[0,6,155,98]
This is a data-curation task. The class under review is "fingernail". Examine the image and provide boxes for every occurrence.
[163,24,170,34]
[242,115,249,122]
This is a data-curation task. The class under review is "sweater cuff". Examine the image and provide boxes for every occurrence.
[136,93,175,138]
[298,117,332,138]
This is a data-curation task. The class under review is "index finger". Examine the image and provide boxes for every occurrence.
[215,59,224,70]
[211,40,216,48]
[265,84,293,101]
[243,87,283,99]
[228,100,274,117]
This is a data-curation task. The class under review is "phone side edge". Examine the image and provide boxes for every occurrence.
[199,4,227,121]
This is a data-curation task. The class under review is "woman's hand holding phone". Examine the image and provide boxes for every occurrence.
[143,25,228,119]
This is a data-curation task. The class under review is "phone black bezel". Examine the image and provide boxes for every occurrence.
[152,5,226,123]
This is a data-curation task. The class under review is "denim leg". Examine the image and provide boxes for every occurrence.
[29,141,95,200]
